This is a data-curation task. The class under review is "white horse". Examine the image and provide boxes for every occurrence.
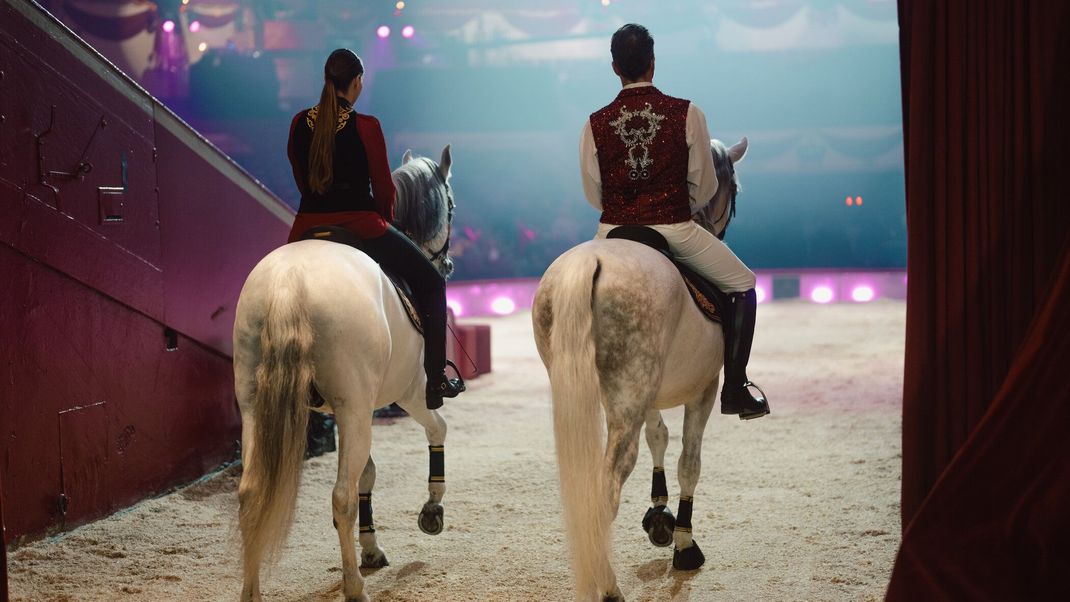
[233,146,456,602]
[533,139,750,601]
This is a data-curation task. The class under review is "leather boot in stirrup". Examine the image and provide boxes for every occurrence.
[425,360,466,410]
[720,289,770,420]
[721,381,769,420]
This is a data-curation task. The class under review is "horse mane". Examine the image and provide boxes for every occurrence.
[392,156,448,245]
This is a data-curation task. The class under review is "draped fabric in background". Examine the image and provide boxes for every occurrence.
[891,0,1070,598]
[1,468,6,602]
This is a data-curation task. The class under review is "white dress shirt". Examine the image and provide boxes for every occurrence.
[579,82,718,218]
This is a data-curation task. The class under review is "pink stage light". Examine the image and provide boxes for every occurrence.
[162,20,176,33]
[376,25,391,38]
[490,297,516,316]
[810,286,834,304]
[755,285,767,304]
[189,20,201,33]
[401,25,415,38]
[447,298,464,317]
[851,285,875,302]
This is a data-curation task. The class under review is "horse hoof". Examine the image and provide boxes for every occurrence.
[672,540,705,571]
[344,595,370,602]
[361,550,389,569]
[642,505,676,548]
[418,502,444,535]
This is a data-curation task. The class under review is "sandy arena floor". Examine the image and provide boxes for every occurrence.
[8,299,905,601]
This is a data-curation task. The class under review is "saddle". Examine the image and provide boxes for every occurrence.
[298,225,425,335]
[605,226,726,324]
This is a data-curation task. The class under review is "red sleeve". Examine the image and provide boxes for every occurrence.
[287,112,310,197]
[358,114,396,223]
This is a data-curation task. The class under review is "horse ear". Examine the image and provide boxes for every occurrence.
[727,136,749,164]
[439,144,452,179]
[402,149,413,165]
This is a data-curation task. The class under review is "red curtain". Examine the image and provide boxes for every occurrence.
[1,467,6,602]
[891,0,1070,598]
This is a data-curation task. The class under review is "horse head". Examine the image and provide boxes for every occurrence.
[392,144,456,278]
[694,137,749,240]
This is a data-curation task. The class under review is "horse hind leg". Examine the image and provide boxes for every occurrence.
[235,356,263,602]
[672,382,719,571]
[331,404,374,602]
[357,456,389,569]
[598,401,646,601]
[641,409,676,548]
[237,409,263,602]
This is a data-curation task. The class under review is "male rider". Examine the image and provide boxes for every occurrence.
[579,23,769,419]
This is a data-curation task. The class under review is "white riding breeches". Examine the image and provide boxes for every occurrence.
[595,220,756,293]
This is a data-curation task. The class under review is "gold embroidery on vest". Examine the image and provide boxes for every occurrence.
[306,105,353,132]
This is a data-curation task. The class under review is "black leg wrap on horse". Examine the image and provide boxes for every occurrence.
[358,493,375,534]
[675,496,694,533]
[671,496,703,569]
[650,467,668,502]
[644,469,674,547]
[428,445,445,484]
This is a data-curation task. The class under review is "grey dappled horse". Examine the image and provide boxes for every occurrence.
[533,138,749,601]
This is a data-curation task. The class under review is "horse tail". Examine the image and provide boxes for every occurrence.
[239,268,314,572]
[548,251,613,599]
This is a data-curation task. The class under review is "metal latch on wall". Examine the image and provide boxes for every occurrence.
[34,104,130,223]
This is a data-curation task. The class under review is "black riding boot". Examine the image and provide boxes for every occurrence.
[720,289,770,420]
[423,301,465,410]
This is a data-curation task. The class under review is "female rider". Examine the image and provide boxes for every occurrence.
[286,48,464,410]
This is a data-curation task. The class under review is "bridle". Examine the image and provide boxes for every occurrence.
[421,163,454,270]
[699,147,738,241]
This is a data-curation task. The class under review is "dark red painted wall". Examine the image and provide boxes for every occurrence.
[0,0,292,546]
[154,115,296,355]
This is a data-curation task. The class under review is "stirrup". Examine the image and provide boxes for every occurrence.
[743,381,766,403]
[721,381,769,420]
[445,360,466,387]
[428,360,466,399]
[443,360,466,394]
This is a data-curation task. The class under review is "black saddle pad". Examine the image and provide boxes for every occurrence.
[605,226,725,324]
[297,225,424,334]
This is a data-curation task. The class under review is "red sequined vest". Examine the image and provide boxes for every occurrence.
[590,86,691,225]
